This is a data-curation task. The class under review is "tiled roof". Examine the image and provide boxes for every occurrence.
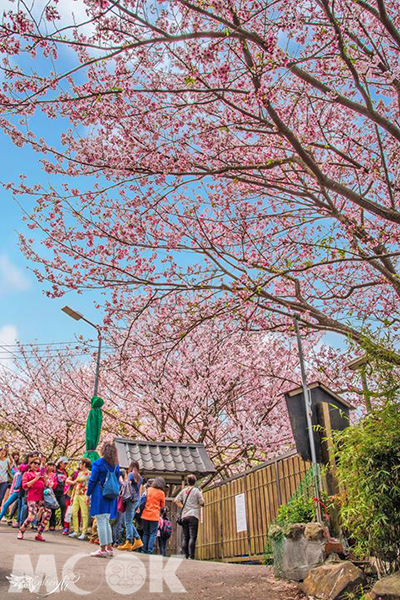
[114,438,216,480]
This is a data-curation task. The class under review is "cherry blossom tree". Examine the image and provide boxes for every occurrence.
[0,343,98,457]
[103,320,308,474]
[0,0,399,364]
[0,316,358,475]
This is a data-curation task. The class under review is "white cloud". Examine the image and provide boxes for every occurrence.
[0,324,18,370]
[0,0,94,37]
[0,324,18,346]
[0,254,31,295]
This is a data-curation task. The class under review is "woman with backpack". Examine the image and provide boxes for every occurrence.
[174,474,204,560]
[141,477,166,554]
[86,441,120,558]
[158,507,172,557]
[118,460,143,552]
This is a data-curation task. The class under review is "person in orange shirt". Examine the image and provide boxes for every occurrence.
[141,477,166,554]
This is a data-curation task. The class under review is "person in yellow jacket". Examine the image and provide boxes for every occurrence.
[68,458,92,540]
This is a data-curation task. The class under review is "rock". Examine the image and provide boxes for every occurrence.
[324,553,341,564]
[304,522,326,542]
[269,523,284,540]
[303,561,366,599]
[280,536,326,581]
[286,523,306,540]
[370,572,400,600]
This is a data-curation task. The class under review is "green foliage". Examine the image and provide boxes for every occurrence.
[275,495,316,528]
[335,401,400,573]
[349,324,400,372]
[348,328,400,406]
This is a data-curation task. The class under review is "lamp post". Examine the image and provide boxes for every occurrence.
[292,313,322,523]
[61,306,102,397]
[347,354,371,412]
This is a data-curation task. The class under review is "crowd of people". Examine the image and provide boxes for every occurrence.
[0,442,204,559]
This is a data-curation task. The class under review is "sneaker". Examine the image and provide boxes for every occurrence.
[118,540,133,551]
[90,549,108,558]
[69,532,78,538]
[35,534,46,542]
[17,532,24,540]
[7,520,13,526]
[78,533,86,541]
[106,549,114,558]
[62,528,69,535]
[131,539,143,551]
[12,522,19,529]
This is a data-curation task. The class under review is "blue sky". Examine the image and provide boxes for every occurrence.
[0,130,101,355]
[0,0,104,360]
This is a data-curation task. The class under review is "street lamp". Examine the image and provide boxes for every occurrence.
[61,305,102,397]
[347,354,371,411]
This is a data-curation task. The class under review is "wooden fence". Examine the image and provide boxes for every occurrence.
[196,451,310,562]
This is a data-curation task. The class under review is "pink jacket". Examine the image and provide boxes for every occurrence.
[47,472,57,490]
[22,471,46,502]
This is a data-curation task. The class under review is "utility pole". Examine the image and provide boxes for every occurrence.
[293,313,322,523]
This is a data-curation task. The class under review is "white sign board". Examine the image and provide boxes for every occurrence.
[235,493,247,532]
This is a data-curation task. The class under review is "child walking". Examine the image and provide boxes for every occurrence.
[158,507,172,557]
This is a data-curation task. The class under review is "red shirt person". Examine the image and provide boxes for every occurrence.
[18,457,51,542]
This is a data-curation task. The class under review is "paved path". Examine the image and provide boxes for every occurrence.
[0,524,302,599]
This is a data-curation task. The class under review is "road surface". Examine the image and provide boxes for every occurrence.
[0,524,302,599]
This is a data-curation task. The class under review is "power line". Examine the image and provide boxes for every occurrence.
[0,340,98,348]
[0,350,115,360]
[0,346,114,354]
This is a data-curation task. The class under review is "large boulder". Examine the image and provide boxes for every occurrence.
[280,536,325,581]
[370,572,400,600]
[303,561,366,600]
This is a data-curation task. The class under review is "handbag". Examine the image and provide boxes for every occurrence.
[117,495,126,513]
[65,503,73,523]
[121,480,137,504]
[43,487,59,510]
[176,488,193,527]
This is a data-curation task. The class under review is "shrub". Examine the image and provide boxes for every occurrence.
[335,401,400,574]
[275,495,316,528]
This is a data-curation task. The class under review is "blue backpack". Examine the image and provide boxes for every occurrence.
[102,465,120,499]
